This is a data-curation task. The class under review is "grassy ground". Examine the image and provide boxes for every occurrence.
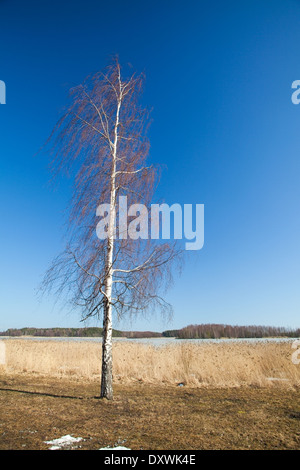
[0,373,299,450]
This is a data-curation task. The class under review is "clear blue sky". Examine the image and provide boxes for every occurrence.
[1,0,300,332]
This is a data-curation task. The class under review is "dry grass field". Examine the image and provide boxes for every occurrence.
[2,338,300,388]
[0,338,300,450]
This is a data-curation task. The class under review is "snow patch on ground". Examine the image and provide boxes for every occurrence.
[45,434,83,450]
[45,434,131,450]
[99,446,131,450]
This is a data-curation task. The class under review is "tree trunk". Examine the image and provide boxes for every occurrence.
[100,83,121,399]
[100,206,115,399]
[101,295,113,399]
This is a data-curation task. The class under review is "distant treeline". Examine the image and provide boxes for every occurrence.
[1,324,299,339]
[163,323,300,339]
[0,327,115,338]
[0,327,163,338]
[121,331,162,338]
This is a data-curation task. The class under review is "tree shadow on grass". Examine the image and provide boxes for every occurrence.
[0,387,86,400]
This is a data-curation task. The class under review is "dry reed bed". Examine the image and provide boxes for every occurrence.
[2,339,300,388]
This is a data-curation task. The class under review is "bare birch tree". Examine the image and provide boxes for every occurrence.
[41,58,180,399]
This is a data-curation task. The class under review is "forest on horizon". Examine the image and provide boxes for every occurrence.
[0,323,299,339]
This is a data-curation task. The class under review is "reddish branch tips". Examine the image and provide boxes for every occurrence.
[42,58,181,324]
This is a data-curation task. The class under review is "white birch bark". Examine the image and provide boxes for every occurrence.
[100,75,122,399]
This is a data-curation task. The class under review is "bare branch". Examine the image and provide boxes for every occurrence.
[41,57,182,399]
